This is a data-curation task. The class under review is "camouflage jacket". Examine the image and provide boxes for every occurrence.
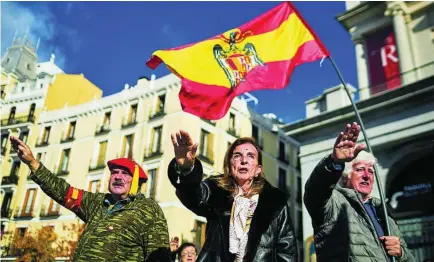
[31,164,171,262]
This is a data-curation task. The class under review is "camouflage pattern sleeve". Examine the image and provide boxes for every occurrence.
[30,163,98,222]
[143,199,171,262]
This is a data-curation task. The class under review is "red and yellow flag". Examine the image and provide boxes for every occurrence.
[147,2,330,120]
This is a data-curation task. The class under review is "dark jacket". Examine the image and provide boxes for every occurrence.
[168,158,298,262]
[31,163,171,262]
[304,155,416,262]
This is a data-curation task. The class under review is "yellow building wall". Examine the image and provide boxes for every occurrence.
[44,74,102,111]
[1,77,299,255]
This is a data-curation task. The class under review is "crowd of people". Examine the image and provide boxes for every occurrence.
[9,122,416,261]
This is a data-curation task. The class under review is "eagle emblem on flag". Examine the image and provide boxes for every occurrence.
[213,29,264,88]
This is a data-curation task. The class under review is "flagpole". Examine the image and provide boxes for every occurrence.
[328,56,396,262]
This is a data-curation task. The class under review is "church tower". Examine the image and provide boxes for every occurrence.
[1,29,39,80]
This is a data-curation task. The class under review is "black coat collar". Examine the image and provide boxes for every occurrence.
[244,181,289,261]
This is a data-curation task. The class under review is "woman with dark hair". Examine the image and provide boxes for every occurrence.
[168,130,298,262]
[177,242,197,262]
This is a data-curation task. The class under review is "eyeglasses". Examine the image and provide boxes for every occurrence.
[181,252,196,257]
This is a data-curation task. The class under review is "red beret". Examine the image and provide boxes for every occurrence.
[107,158,147,182]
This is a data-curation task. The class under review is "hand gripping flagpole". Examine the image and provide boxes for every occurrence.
[328,56,396,262]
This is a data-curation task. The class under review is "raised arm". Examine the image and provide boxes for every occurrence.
[9,136,97,222]
[304,122,366,223]
[167,130,215,218]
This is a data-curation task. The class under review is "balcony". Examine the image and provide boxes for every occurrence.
[35,141,49,147]
[95,126,110,136]
[202,118,217,126]
[0,208,12,219]
[227,128,240,138]
[121,119,137,129]
[54,169,69,177]
[143,147,164,161]
[60,136,75,144]
[39,205,60,218]
[1,175,18,185]
[149,110,166,121]
[89,163,105,172]
[278,155,290,165]
[197,153,214,165]
[1,115,35,128]
[15,209,33,218]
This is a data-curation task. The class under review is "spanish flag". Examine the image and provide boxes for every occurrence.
[147,2,329,120]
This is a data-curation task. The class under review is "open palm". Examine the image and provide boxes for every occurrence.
[171,130,198,168]
[332,122,366,163]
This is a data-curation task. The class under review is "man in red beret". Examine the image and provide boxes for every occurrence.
[10,136,171,261]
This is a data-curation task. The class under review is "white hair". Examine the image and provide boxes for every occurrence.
[338,150,377,187]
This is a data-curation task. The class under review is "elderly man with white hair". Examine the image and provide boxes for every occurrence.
[304,122,415,262]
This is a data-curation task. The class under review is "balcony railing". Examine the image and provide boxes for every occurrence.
[143,147,164,161]
[227,128,240,138]
[95,125,110,136]
[149,110,166,120]
[278,155,290,165]
[0,208,11,219]
[197,152,214,165]
[121,119,137,129]
[1,115,35,127]
[60,136,75,143]
[365,61,434,96]
[16,210,33,218]
[1,175,19,185]
[54,169,69,177]
[35,141,49,147]
[39,206,60,217]
[89,163,105,171]
[202,118,217,126]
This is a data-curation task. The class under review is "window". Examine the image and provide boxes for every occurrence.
[36,152,46,164]
[10,161,21,177]
[47,199,60,215]
[42,126,51,144]
[1,134,8,155]
[19,131,29,144]
[65,121,76,140]
[128,104,138,124]
[199,129,214,163]
[151,126,163,154]
[94,141,107,168]
[59,149,71,173]
[1,192,13,215]
[157,94,165,113]
[28,103,36,121]
[229,113,236,131]
[145,169,157,199]
[8,107,16,123]
[194,220,206,248]
[296,176,302,203]
[121,134,134,158]
[278,141,287,162]
[87,180,101,193]
[22,188,37,216]
[252,124,262,148]
[278,168,287,192]
[103,112,111,130]
[15,228,27,238]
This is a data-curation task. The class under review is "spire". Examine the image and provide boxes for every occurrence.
[12,30,17,45]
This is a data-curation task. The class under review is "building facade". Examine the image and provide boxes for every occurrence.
[285,2,434,261]
[0,35,303,258]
